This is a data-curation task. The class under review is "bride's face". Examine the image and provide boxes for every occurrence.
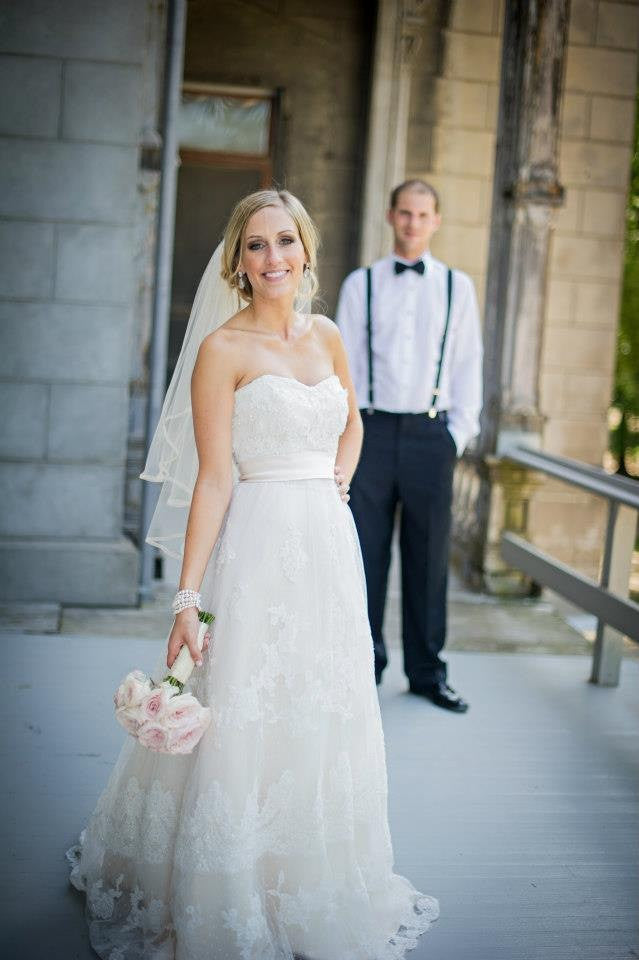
[240,205,307,302]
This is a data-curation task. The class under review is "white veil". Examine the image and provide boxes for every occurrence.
[140,242,240,559]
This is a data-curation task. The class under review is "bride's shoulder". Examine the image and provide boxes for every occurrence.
[201,309,248,351]
[198,315,246,373]
[310,313,339,339]
[208,307,251,340]
[311,313,344,353]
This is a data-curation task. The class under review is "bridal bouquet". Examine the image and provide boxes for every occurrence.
[113,611,214,755]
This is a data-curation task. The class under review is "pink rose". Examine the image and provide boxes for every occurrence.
[161,693,201,729]
[114,671,152,710]
[165,717,209,755]
[137,722,169,752]
[115,707,141,736]
[140,686,170,721]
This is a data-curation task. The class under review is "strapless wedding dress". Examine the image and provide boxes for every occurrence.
[69,374,438,959]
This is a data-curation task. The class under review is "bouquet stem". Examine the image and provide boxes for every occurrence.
[164,610,214,692]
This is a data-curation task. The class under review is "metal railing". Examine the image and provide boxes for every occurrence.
[500,446,639,686]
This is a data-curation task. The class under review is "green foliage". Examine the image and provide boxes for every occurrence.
[610,91,639,476]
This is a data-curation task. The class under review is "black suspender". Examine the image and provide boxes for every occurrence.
[366,267,374,414]
[428,266,453,418]
[365,264,453,417]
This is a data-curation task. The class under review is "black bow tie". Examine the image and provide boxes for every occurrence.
[394,259,425,276]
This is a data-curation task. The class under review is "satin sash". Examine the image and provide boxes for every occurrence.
[238,451,335,483]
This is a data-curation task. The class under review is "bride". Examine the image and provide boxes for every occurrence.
[69,189,439,959]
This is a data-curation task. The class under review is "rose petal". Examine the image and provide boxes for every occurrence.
[115,671,152,710]
[137,722,169,752]
[161,693,202,728]
[164,708,211,754]
[115,708,141,736]
[165,725,205,755]
[140,687,170,720]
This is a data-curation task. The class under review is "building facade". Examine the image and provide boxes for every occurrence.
[0,0,636,605]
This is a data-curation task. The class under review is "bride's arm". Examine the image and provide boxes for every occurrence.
[167,334,236,669]
[330,321,363,495]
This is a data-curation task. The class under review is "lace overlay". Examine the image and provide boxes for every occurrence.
[230,374,347,463]
[69,374,438,958]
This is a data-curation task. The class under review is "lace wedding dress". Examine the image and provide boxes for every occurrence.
[69,373,439,959]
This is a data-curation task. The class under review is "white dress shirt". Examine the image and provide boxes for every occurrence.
[335,251,483,456]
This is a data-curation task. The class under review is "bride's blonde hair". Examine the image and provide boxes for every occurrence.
[221,189,320,304]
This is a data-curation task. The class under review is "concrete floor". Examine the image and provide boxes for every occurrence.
[2,629,638,960]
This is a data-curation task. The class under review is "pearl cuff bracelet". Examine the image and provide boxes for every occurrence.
[172,589,202,616]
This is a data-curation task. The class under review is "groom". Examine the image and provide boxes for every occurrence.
[336,179,483,712]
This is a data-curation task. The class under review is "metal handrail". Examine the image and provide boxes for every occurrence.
[499,445,639,686]
[501,445,639,509]
[501,532,639,641]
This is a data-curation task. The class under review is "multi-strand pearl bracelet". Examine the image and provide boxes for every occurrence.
[171,589,202,616]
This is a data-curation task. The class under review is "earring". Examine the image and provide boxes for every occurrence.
[237,271,246,290]
[303,263,310,277]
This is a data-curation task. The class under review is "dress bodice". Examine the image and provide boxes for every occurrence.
[231,374,348,465]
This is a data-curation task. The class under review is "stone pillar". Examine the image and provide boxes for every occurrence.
[125,0,166,543]
[359,0,427,265]
[465,0,571,592]
[483,0,569,451]
[0,0,160,604]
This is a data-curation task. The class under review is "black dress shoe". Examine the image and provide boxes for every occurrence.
[409,681,469,713]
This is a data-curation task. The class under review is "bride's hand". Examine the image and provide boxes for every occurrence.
[334,465,350,503]
[167,608,211,669]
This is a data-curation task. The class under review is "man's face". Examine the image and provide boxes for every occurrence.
[387,189,441,257]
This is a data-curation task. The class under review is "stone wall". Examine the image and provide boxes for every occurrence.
[0,0,160,603]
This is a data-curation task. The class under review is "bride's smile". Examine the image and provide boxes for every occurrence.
[263,269,288,281]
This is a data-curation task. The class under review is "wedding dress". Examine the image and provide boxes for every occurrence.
[69,372,438,959]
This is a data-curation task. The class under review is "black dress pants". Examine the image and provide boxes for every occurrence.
[349,410,456,688]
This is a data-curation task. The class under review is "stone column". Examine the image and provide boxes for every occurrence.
[463,0,571,592]
[359,0,427,265]
[483,0,569,453]
[125,0,166,543]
